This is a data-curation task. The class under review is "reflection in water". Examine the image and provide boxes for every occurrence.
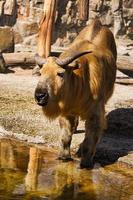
[25,147,42,191]
[0,140,16,169]
[0,138,133,200]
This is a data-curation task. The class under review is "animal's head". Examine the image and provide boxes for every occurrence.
[34,51,91,118]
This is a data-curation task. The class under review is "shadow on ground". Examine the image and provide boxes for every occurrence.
[94,107,133,166]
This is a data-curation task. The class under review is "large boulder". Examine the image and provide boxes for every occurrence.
[0,0,17,26]
[4,0,16,15]
[0,26,14,52]
[14,19,39,38]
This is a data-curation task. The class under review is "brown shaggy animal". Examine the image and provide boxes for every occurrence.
[35,19,117,168]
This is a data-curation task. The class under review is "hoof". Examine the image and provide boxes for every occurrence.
[75,148,81,158]
[58,155,73,162]
[80,160,94,169]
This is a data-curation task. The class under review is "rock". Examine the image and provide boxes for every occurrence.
[105,10,113,26]
[0,0,133,49]
[114,14,123,36]
[13,30,23,44]
[117,45,129,55]
[15,44,36,53]
[95,0,106,12]
[112,0,122,12]
[0,51,6,73]
[0,0,17,26]
[54,38,63,47]
[4,0,16,15]
[18,1,43,21]
[15,19,39,38]
[90,0,100,11]
[29,6,43,22]
[23,34,38,46]
[0,26,14,52]
[123,0,133,8]
[66,31,77,42]
[127,27,133,39]
[118,153,133,168]
[0,1,5,16]
[88,10,97,21]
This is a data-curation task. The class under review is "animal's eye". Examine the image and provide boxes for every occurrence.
[57,72,65,78]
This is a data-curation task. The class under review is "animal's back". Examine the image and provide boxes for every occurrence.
[64,19,117,106]
[74,19,117,61]
[59,19,117,109]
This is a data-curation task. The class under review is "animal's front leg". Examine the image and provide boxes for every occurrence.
[58,116,78,161]
[80,112,104,168]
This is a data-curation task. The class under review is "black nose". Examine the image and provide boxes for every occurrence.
[35,89,49,106]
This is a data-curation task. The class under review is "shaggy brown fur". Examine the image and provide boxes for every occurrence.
[35,19,117,168]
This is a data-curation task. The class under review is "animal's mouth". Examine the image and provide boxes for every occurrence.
[35,91,49,107]
[37,98,49,106]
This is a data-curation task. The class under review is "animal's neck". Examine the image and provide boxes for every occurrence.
[60,72,84,114]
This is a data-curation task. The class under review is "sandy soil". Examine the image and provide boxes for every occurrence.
[0,58,133,167]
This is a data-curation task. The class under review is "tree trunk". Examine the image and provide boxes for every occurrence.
[78,0,89,21]
[37,0,57,58]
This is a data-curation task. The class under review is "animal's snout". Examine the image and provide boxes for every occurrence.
[35,89,49,106]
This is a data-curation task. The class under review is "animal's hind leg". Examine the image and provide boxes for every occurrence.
[76,115,107,158]
[80,107,105,168]
[58,116,78,161]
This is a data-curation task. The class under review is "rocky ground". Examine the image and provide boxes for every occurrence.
[0,52,133,168]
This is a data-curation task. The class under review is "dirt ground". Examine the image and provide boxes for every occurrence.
[0,56,133,168]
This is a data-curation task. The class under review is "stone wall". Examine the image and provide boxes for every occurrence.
[54,0,133,46]
[0,0,132,52]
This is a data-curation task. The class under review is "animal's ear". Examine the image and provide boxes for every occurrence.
[68,60,80,70]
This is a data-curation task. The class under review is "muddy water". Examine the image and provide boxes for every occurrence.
[0,138,133,200]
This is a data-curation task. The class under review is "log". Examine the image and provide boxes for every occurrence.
[117,56,133,78]
[117,69,133,78]
[37,0,56,58]
[78,0,89,20]
[116,78,133,85]
[2,52,133,79]
[3,52,35,67]
[1,51,61,68]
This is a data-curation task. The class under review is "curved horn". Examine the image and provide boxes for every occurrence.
[34,53,47,66]
[56,51,92,67]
